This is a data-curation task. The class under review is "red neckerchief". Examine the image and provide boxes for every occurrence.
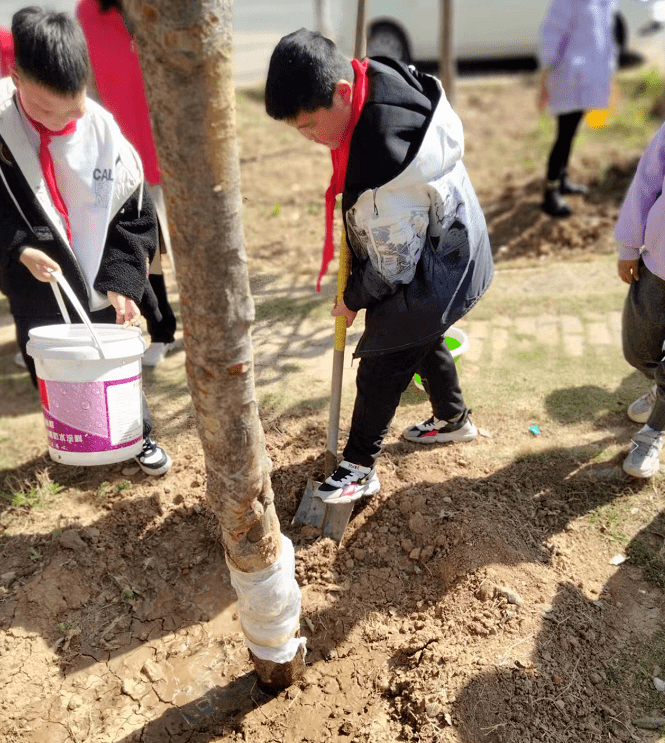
[19,93,77,244]
[318,58,369,291]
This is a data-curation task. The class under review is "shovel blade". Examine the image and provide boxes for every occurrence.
[292,478,355,544]
[292,479,327,530]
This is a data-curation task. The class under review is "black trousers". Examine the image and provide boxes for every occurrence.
[622,260,665,431]
[546,110,584,182]
[143,273,177,344]
[15,306,153,439]
[343,334,466,467]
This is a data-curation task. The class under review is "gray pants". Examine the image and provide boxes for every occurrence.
[622,260,665,430]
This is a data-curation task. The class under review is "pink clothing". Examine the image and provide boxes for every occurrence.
[0,27,14,78]
[76,0,160,184]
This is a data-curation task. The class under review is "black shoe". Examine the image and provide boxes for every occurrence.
[135,437,172,476]
[560,178,588,195]
[541,186,572,218]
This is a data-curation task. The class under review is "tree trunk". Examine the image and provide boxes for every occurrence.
[439,0,454,103]
[354,0,367,59]
[123,0,304,688]
[313,0,335,41]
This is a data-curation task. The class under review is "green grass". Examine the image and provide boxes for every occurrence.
[0,471,64,510]
[95,479,131,504]
[586,502,629,544]
[253,294,328,324]
[593,66,665,149]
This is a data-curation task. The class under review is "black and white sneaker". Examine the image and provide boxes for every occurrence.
[136,437,172,476]
[315,460,381,505]
[402,409,477,444]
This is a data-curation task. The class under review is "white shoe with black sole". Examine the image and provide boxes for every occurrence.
[402,409,477,444]
[136,437,172,476]
[315,460,381,505]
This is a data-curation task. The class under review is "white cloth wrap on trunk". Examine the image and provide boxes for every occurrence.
[226,534,306,663]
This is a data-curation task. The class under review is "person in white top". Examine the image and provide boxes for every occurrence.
[0,6,171,476]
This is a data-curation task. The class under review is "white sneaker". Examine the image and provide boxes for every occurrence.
[623,425,663,479]
[135,437,172,476]
[142,341,176,367]
[315,460,381,505]
[13,351,27,369]
[627,385,657,424]
[402,409,477,444]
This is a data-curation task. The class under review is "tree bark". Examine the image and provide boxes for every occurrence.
[313,0,335,41]
[354,0,367,59]
[439,0,454,104]
[123,0,304,687]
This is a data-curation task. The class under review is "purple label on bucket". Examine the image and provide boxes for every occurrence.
[40,375,142,453]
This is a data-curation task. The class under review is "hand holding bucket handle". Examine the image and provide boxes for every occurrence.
[48,270,107,360]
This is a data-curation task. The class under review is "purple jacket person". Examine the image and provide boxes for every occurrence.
[614,121,665,479]
[538,0,617,217]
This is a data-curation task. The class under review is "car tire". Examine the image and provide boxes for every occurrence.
[367,22,410,63]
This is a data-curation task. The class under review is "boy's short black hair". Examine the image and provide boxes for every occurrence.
[98,0,122,11]
[265,28,353,121]
[12,6,90,94]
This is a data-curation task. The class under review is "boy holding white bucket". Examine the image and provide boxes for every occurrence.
[0,7,170,476]
[265,30,493,505]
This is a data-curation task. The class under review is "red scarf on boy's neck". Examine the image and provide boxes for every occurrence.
[318,58,369,291]
[19,94,77,244]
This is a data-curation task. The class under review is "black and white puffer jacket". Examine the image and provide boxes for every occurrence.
[342,58,493,357]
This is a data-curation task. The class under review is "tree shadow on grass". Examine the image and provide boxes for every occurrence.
[544,371,649,430]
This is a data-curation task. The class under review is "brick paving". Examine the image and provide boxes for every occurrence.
[454,258,626,372]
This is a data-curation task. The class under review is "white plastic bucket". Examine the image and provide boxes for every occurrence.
[413,326,469,391]
[26,273,146,466]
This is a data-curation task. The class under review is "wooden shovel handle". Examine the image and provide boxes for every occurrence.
[325,233,352,476]
[334,233,352,350]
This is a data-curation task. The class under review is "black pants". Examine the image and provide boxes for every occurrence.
[622,260,665,431]
[15,306,153,439]
[144,273,177,344]
[546,110,584,182]
[343,334,466,467]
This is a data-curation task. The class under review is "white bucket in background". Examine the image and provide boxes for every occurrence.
[26,324,146,466]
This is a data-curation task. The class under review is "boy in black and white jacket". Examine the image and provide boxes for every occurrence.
[265,29,493,504]
[0,6,170,475]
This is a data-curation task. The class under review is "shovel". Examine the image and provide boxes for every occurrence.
[292,234,355,543]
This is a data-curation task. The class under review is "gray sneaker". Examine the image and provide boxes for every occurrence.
[627,385,657,424]
[623,425,663,479]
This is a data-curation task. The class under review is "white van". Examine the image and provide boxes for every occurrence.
[337,0,665,63]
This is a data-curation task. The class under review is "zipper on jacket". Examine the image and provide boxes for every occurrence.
[372,188,379,216]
